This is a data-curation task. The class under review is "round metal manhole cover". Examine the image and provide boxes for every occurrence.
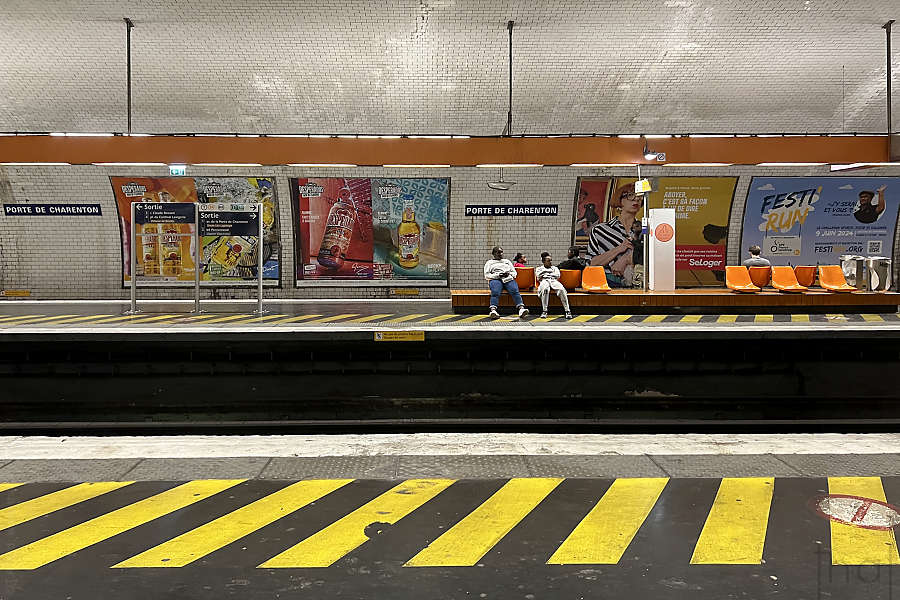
[812,495,900,531]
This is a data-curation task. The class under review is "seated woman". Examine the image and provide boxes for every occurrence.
[513,252,528,267]
[484,246,529,319]
[535,252,572,319]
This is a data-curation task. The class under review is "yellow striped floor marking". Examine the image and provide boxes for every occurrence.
[643,315,666,323]
[267,314,323,325]
[128,314,183,324]
[754,314,774,323]
[717,315,739,323]
[457,315,490,323]
[0,484,23,494]
[537,315,561,322]
[0,315,43,324]
[260,479,454,568]
[571,315,599,323]
[343,314,395,323]
[3,314,80,326]
[547,478,668,565]
[0,482,133,533]
[405,478,562,567]
[826,313,848,320]
[180,313,227,322]
[791,314,810,323]
[604,315,631,323]
[680,315,703,323]
[39,314,116,325]
[690,477,774,564]
[195,314,254,324]
[828,477,900,565]
[113,479,353,568]
[302,314,359,324]
[861,314,886,322]
[227,314,290,324]
[384,313,429,323]
[0,479,244,570]
[87,314,178,325]
[419,314,459,324]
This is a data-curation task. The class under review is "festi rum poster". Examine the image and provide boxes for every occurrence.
[111,176,280,286]
[597,177,736,287]
[740,177,900,266]
[293,177,449,285]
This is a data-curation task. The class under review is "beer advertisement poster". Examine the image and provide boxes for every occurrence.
[111,176,280,286]
[292,177,449,285]
[740,177,900,267]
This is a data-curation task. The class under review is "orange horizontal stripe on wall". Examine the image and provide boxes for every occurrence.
[0,135,889,166]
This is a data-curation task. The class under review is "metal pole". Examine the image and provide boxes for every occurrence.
[129,201,137,314]
[506,20,513,137]
[256,203,264,315]
[637,164,649,292]
[884,21,895,135]
[193,203,200,313]
[124,18,134,135]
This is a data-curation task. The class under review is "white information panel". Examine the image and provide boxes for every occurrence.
[649,208,676,291]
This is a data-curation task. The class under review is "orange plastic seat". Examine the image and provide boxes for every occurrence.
[771,265,808,292]
[725,266,761,293]
[794,265,816,287]
[558,269,582,291]
[748,266,771,288]
[581,266,611,293]
[818,265,857,292]
[515,266,535,291]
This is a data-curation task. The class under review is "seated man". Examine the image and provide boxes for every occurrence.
[556,245,587,271]
[535,252,573,320]
[742,245,771,267]
[484,246,529,319]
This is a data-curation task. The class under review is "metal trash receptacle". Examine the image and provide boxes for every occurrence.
[866,257,892,291]
[840,255,866,290]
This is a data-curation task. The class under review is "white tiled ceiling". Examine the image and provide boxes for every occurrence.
[0,0,896,134]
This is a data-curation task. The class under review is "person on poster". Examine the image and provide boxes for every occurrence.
[586,185,641,288]
[484,246,529,319]
[853,187,887,224]
[535,252,572,320]
[574,187,602,238]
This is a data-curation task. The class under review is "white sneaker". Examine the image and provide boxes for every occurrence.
[489,307,500,319]
[565,312,573,319]
[540,312,549,319]
[518,306,529,318]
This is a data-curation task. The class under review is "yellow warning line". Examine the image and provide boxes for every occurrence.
[680,315,703,323]
[0,484,23,494]
[0,479,244,570]
[343,314,395,323]
[87,314,178,325]
[267,314,323,325]
[538,315,561,322]
[643,315,666,323]
[861,314,886,322]
[571,315,598,323]
[226,314,290,325]
[0,315,43,324]
[180,313,226,322]
[791,314,810,323]
[457,315,490,323]
[195,314,254,324]
[303,314,359,324]
[41,314,116,325]
[419,314,459,324]
[828,477,900,565]
[114,479,353,568]
[406,478,562,567]
[717,315,739,323]
[384,313,429,323]
[547,478,668,565]
[0,482,133,533]
[690,477,774,564]
[754,315,774,323]
[3,314,79,326]
[604,315,631,323]
[128,314,183,324]
[260,479,454,568]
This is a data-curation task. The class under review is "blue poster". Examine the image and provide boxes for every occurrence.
[741,177,900,266]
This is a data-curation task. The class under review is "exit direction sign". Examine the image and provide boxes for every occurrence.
[198,204,260,237]
[134,202,195,224]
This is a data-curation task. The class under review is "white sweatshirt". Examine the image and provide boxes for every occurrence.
[535,265,560,282]
[484,258,516,283]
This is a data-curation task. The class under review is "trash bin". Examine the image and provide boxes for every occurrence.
[866,257,892,292]
[840,255,867,290]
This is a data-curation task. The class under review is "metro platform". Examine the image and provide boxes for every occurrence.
[0,433,899,599]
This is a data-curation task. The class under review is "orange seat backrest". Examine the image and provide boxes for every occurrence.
[771,265,803,288]
[582,266,609,289]
[819,265,852,288]
[748,266,771,288]
[515,266,535,291]
[794,265,816,287]
[558,269,582,290]
[725,266,754,287]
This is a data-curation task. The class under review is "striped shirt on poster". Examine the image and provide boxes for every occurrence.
[586,217,629,266]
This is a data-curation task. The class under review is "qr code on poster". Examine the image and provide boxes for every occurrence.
[867,240,882,255]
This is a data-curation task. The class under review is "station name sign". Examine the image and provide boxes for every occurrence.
[3,203,102,216]
[465,204,558,217]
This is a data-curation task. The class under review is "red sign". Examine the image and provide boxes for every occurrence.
[675,245,726,270]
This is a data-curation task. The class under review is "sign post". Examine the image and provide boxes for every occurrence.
[193,203,201,314]
[128,201,138,314]
[256,202,265,315]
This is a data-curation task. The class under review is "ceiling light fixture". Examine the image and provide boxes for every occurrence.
[288,163,357,167]
[756,162,826,166]
[193,163,263,167]
[383,164,451,168]
[664,162,732,167]
[569,163,634,167]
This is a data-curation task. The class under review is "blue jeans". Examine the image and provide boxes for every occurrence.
[489,279,524,308]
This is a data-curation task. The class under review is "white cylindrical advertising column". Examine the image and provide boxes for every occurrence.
[648,208,676,291]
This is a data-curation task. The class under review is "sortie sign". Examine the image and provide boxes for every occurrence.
[465,205,558,217]
[3,204,102,216]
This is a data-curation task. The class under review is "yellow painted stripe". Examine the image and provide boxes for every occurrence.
[571,314,599,323]
[0,479,244,570]
[826,313,847,320]
[754,314,774,323]
[260,479,454,568]
[643,315,666,323]
[690,477,774,564]
[457,315,489,323]
[419,314,459,323]
[717,315,739,323]
[41,314,116,325]
[0,315,43,324]
[384,313,429,323]
[680,315,703,323]
[128,314,183,324]
[195,314,254,324]
[861,314,885,322]
[791,314,810,323]
[4,314,79,326]
[0,484,23,494]
[604,315,631,323]
[343,314,395,323]
[0,482,134,533]
[547,478,668,565]
[828,477,900,565]
[405,478,562,567]
[181,313,226,322]
[267,314,323,325]
[88,314,178,324]
[227,314,290,324]
[114,479,353,568]
[303,314,359,324]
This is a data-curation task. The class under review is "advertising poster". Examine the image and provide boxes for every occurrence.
[576,177,736,287]
[741,177,900,267]
[292,177,449,285]
[573,177,611,245]
[111,176,279,286]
